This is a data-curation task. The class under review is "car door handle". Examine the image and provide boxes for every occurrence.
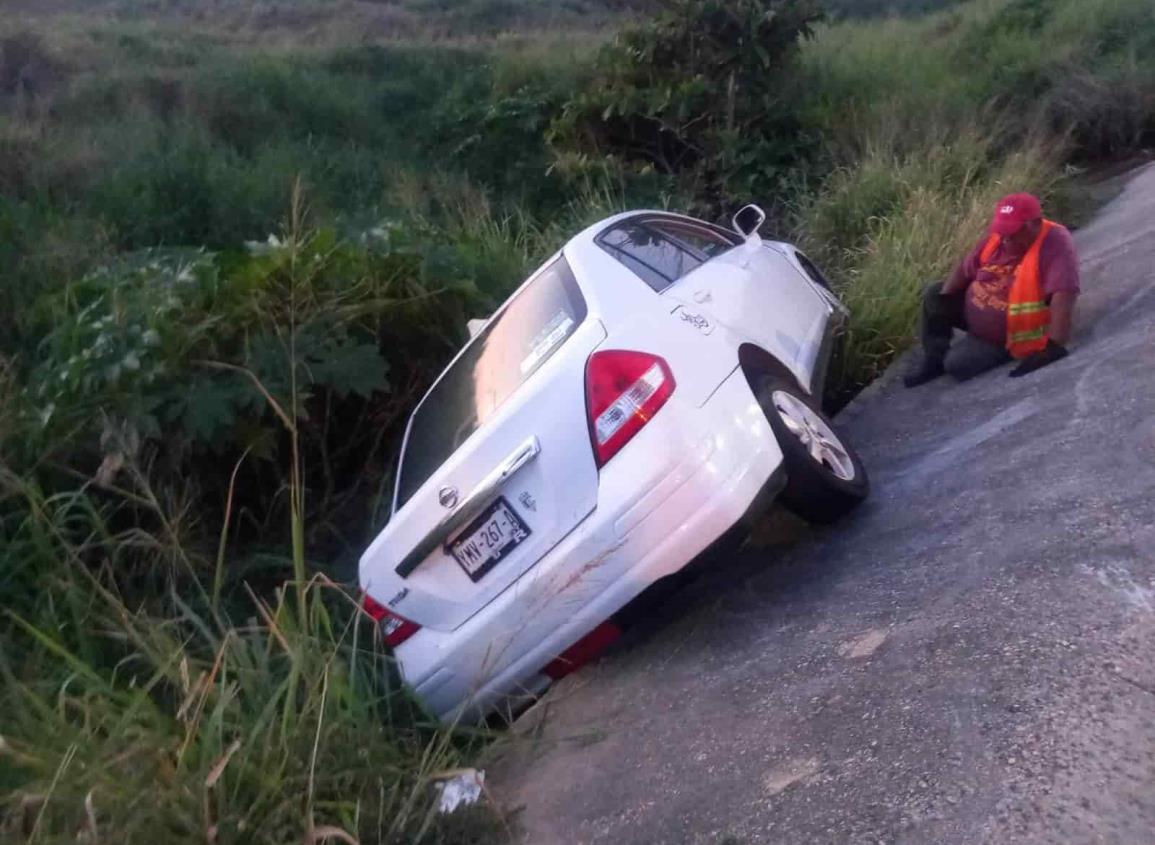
[394,436,541,578]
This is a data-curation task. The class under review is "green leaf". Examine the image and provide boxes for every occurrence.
[305,341,390,399]
[174,376,252,445]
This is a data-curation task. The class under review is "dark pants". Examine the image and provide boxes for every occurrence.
[920,282,1011,380]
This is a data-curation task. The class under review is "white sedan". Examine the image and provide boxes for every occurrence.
[360,206,869,722]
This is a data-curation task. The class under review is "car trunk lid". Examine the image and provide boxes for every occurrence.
[359,256,603,632]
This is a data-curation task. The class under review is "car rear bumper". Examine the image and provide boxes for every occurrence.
[394,366,786,721]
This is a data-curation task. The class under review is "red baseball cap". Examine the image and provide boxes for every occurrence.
[990,192,1042,235]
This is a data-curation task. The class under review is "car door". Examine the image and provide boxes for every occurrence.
[594,215,831,384]
[653,219,833,385]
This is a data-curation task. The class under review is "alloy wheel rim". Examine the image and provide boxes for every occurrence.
[771,390,856,482]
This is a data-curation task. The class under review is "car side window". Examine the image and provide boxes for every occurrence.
[597,221,704,293]
[795,252,832,290]
[647,220,738,260]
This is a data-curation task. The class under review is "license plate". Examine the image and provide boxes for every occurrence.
[447,497,531,582]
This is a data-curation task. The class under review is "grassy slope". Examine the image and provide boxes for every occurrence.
[2,1,1155,842]
[5,0,633,44]
[0,20,607,344]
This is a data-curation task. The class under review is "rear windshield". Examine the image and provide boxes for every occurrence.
[395,256,587,509]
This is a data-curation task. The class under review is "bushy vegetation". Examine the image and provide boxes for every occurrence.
[824,0,964,17]
[2,0,1154,840]
[551,0,825,208]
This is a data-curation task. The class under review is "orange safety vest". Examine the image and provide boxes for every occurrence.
[979,219,1056,359]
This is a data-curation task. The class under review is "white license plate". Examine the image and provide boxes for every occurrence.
[447,498,531,582]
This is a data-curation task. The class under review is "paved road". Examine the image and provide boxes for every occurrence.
[487,165,1155,845]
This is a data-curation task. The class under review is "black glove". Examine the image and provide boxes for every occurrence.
[1009,339,1068,378]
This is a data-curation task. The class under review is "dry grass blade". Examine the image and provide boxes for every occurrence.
[205,739,242,789]
[27,743,77,842]
[305,667,329,839]
[81,790,99,845]
[213,446,252,610]
[178,632,233,761]
[304,825,360,845]
[195,361,296,433]
[245,582,292,654]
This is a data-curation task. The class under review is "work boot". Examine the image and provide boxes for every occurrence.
[903,356,945,388]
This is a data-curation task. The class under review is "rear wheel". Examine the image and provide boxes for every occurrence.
[754,375,869,524]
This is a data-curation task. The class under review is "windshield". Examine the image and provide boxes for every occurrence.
[395,256,587,509]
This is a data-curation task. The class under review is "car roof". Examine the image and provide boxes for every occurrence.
[565,208,793,261]
[461,208,794,347]
[468,210,730,326]
[566,209,724,252]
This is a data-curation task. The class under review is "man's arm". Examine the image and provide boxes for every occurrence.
[1008,289,1077,378]
[1048,290,1076,346]
[1041,224,1080,347]
[941,243,981,295]
[940,261,971,295]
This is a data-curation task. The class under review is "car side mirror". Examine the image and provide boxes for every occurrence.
[732,204,766,240]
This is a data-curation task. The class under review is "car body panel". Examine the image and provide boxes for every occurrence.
[664,243,830,391]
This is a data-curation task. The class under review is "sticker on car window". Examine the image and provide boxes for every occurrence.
[520,311,575,374]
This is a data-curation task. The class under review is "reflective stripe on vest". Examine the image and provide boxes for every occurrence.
[979,219,1056,359]
[1009,326,1047,343]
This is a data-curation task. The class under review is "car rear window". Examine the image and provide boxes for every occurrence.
[596,217,738,292]
[395,256,587,509]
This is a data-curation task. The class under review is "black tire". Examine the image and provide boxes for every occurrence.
[753,375,869,524]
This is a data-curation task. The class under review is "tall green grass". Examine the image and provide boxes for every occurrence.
[0,472,505,844]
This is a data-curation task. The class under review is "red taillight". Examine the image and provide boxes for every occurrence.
[543,621,622,680]
[361,593,421,648]
[584,350,676,467]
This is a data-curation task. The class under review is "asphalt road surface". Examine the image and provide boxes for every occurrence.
[487,164,1155,845]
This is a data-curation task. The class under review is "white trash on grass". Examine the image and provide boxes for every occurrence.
[433,768,485,814]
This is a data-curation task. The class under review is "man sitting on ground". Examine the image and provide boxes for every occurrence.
[904,192,1080,387]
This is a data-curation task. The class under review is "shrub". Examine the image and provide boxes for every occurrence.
[430,76,568,211]
[1047,63,1155,160]
[550,0,825,212]
[15,207,503,569]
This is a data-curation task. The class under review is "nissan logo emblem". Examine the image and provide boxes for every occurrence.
[438,486,459,509]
